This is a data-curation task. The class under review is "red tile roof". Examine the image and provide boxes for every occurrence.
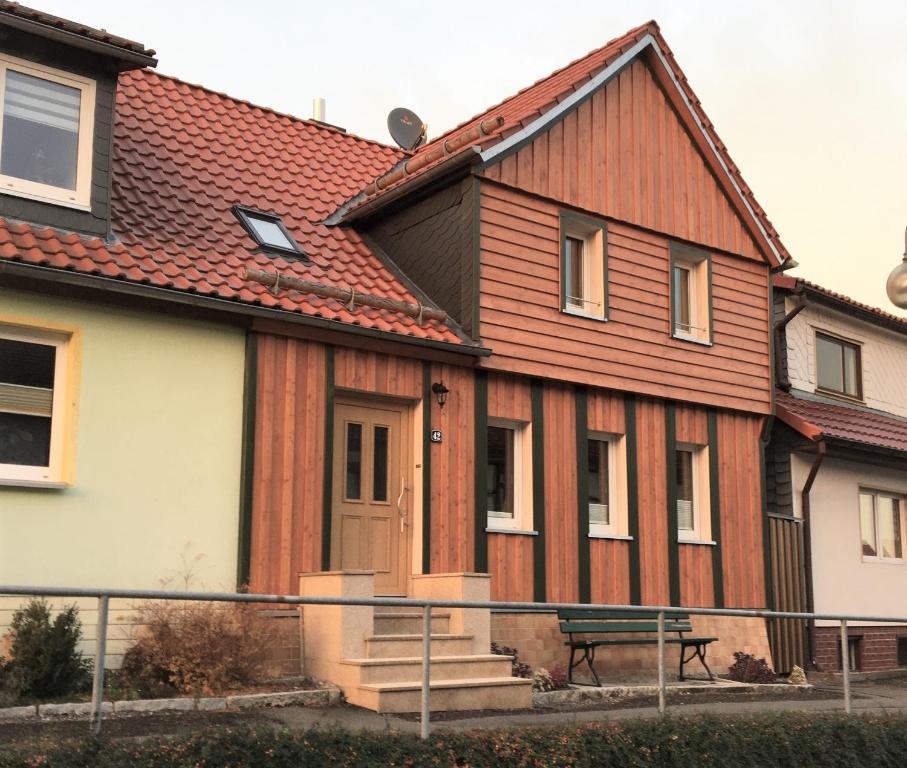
[774,275,907,333]
[776,390,907,455]
[0,69,466,345]
[343,20,789,266]
[0,1,156,61]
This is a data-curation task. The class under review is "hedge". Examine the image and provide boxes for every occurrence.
[2,712,907,767]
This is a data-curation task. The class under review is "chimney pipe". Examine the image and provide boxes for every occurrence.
[312,97,326,122]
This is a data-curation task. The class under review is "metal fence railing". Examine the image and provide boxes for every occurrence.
[2,585,904,739]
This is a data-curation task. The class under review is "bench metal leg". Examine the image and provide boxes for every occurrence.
[567,644,601,687]
[679,643,714,682]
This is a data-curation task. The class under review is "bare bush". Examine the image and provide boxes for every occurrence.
[117,601,280,697]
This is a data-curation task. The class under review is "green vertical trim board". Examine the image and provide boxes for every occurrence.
[624,395,641,605]
[531,379,547,602]
[707,409,724,608]
[473,371,488,573]
[320,345,335,571]
[575,386,591,603]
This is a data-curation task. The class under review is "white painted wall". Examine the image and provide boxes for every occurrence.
[792,453,907,623]
[785,296,907,418]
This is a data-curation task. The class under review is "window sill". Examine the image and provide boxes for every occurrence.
[562,307,608,323]
[0,477,67,490]
[815,387,864,405]
[678,538,717,546]
[0,185,91,212]
[588,533,634,541]
[672,331,712,347]
[485,527,539,536]
[861,557,905,566]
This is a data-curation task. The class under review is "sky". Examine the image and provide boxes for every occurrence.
[39,0,907,315]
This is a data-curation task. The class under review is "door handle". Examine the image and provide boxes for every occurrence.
[397,477,407,532]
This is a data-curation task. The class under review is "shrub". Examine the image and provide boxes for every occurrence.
[117,601,278,697]
[490,641,532,679]
[532,663,570,692]
[727,651,777,683]
[4,599,92,700]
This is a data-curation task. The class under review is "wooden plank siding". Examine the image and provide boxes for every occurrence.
[477,181,771,413]
[635,397,671,605]
[334,348,422,398]
[480,58,763,262]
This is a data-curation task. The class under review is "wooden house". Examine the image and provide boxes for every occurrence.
[768,276,907,673]
[0,5,791,710]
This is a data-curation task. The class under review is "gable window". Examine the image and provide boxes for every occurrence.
[587,433,628,538]
[860,490,903,561]
[0,53,96,208]
[675,443,711,542]
[816,332,862,399]
[671,244,711,344]
[0,325,72,486]
[486,419,532,531]
[560,212,607,320]
[233,205,305,257]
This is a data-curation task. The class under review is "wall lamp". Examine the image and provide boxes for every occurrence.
[431,382,450,408]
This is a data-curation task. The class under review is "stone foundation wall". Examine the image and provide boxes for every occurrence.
[814,624,907,672]
[491,612,773,682]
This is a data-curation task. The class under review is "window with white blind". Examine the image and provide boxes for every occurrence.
[587,433,628,538]
[671,244,711,344]
[0,53,96,208]
[675,443,711,542]
[0,326,71,485]
[560,212,607,320]
[486,419,533,532]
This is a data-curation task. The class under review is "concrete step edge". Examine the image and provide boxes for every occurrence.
[359,677,534,692]
[340,654,509,667]
[366,633,472,642]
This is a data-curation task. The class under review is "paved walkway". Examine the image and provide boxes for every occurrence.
[268,680,907,735]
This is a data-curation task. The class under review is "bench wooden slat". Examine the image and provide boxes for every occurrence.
[559,621,693,634]
[556,609,691,621]
[565,636,719,647]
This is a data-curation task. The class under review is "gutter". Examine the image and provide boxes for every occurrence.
[0,12,158,70]
[801,440,826,670]
[0,260,490,358]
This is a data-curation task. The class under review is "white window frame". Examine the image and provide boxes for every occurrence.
[486,418,533,532]
[0,323,71,486]
[561,213,607,321]
[676,442,711,543]
[0,53,96,209]
[587,432,629,539]
[671,245,711,344]
[859,489,905,564]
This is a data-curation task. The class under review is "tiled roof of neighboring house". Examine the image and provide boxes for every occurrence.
[340,20,789,266]
[776,390,907,455]
[774,275,907,334]
[0,69,467,345]
[0,2,156,64]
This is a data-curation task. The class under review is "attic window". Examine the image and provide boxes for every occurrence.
[233,206,304,257]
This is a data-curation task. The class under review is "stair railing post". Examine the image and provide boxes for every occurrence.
[420,604,432,740]
[90,594,109,735]
[657,610,666,715]
[840,619,851,714]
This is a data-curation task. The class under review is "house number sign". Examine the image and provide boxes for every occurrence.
[430,430,443,443]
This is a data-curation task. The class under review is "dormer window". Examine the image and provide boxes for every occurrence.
[0,53,96,208]
[233,205,305,258]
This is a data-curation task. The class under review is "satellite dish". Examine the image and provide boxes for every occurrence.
[387,107,426,150]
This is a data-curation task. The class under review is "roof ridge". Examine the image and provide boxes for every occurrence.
[125,68,402,155]
[421,19,657,150]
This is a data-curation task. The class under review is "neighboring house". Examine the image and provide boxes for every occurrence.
[0,3,794,710]
[768,276,907,673]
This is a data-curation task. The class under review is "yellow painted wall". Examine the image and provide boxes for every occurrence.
[0,288,246,591]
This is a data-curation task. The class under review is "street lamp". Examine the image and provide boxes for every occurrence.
[887,226,907,309]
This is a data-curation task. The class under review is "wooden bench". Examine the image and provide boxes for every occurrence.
[557,609,717,686]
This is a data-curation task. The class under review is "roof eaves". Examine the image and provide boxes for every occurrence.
[775,399,823,442]
[478,31,783,268]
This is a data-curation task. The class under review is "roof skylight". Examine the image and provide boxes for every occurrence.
[233,205,304,257]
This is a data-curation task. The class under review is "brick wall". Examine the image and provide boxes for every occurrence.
[814,625,907,672]
[491,612,773,682]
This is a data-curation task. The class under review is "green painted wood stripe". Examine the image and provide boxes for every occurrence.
[665,402,681,606]
[236,332,258,589]
[624,396,641,605]
[575,386,591,603]
[708,409,725,608]
[531,379,547,603]
[320,345,335,572]
[473,371,488,573]
[422,362,433,574]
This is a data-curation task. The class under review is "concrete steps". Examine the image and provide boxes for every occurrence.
[372,612,451,635]
[365,633,476,658]
[340,654,513,684]
[351,676,534,714]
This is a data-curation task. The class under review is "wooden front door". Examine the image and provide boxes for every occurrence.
[332,400,410,595]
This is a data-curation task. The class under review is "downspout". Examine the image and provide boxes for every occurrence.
[801,440,827,669]
[774,293,805,391]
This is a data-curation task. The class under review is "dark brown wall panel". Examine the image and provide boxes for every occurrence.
[477,182,771,413]
[481,58,763,262]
